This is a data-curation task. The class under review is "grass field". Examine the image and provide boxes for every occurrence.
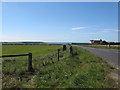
[2,45,117,88]
[73,44,120,49]
[2,45,62,57]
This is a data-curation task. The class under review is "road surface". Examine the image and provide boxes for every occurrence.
[73,45,119,67]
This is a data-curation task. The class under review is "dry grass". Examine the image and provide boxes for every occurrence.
[75,44,120,49]
[88,45,120,47]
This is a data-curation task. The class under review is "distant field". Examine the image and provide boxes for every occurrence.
[2,45,62,58]
[2,45,117,88]
[73,44,120,49]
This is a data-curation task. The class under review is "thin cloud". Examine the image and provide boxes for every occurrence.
[72,27,86,30]
[103,29,113,31]
[101,31,109,33]
[113,29,120,32]
[103,29,120,32]
[89,32,98,34]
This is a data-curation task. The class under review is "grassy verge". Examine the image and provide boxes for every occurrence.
[2,45,117,88]
[74,44,120,49]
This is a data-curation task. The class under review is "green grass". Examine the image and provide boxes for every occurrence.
[2,45,117,88]
[2,45,62,58]
[74,44,120,49]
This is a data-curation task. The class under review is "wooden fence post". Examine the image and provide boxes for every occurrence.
[28,53,34,72]
[63,45,66,51]
[58,49,60,61]
[70,46,73,56]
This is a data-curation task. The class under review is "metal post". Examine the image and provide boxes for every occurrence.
[28,53,34,72]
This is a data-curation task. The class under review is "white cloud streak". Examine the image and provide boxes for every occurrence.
[113,30,120,32]
[103,29,113,31]
[72,27,86,30]
[102,29,120,32]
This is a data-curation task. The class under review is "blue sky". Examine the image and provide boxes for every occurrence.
[2,2,118,42]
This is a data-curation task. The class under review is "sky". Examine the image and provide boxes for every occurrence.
[1,2,119,42]
[1,0,120,2]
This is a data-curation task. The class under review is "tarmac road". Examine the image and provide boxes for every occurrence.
[73,45,119,67]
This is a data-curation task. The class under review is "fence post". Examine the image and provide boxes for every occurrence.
[63,45,66,51]
[28,53,34,72]
[58,49,60,61]
[70,46,73,56]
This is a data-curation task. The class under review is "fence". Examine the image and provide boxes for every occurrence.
[57,45,73,61]
[1,45,74,73]
[0,53,34,72]
[90,44,120,48]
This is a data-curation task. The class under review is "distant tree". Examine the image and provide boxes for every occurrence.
[100,39,102,41]
[100,39,102,44]
[102,40,107,45]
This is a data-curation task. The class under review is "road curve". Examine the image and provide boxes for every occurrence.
[73,45,119,67]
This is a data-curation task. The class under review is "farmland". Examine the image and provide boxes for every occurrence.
[2,45,118,88]
[73,44,120,49]
[2,45,62,57]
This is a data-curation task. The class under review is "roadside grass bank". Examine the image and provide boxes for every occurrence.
[2,45,117,88]
[73,44,120,49]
